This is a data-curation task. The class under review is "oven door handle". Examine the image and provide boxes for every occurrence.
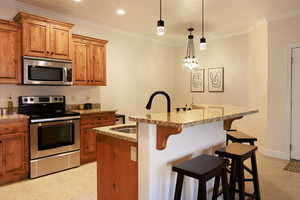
[36,120,77,127]
[31,116,80,123]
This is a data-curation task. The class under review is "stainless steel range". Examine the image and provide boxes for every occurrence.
[18,96,80,178]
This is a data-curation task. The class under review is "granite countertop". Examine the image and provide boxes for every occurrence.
[129,104,258,128]
[71,109,117,115]
[93,123,137,143]
[0,113,29,121]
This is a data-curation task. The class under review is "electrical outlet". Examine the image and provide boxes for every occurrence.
[130,146,137,162]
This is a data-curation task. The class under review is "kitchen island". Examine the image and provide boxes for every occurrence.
[129,104,258,200]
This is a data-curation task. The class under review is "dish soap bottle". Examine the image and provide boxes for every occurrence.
[7,96,13,113]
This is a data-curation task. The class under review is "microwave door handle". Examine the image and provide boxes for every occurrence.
[63,67,67,83]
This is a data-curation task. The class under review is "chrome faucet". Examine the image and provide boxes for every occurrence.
[145,91,171,113]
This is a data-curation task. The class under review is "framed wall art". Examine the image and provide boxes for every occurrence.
[191,69,205,93]
[208,67,224,92]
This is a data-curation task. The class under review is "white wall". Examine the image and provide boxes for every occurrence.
[266,15,300,159]
[234,21,269,149]
[174,34,249,107]
[0,0,176,116]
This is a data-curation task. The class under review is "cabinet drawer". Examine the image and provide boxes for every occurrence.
[0,120,28,135]
[81,112,116,128]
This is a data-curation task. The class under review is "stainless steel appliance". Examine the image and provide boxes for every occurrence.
[18,96,80,178]
[23,56,72,86]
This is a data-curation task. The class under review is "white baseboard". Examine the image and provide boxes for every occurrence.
[258,145,290,160]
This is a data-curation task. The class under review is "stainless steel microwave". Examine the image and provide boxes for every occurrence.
[23,56,72,86]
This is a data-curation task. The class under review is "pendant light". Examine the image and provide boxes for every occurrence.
[157,0,165,36]
[200,0,207,50]
[183,28,199,70]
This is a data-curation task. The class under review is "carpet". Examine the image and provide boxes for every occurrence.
[284,159,300,173]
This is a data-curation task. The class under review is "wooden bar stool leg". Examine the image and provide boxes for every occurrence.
[174,173,184,200]
[251,153,261,200]
[237,160,245,200]
[212,176,220,200]
[229,160,237,200]
[197,180,207,200]
[221,168,230,200]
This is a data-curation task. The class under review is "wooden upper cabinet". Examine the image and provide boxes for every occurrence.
[14,12,73,60]
[73,37,89,85]
[0,20,21,84]
[50,24,72,60]
[22,19,49,58]
[91,43,106,85]
[72,34,108,86]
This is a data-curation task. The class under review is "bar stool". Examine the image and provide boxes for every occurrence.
[172,154,230,200]
[215,143,261,200]
[226,130,257,145]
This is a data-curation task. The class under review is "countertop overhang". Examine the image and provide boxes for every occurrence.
[93,123,137,143]
[129,104,258,128]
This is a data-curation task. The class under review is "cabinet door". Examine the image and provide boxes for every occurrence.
[2,133,27,174]
[80,128,97,164]
[90,44,106,86]
[97,136,138,200]
[50,24,72,60]
[0,140,3,177]
[0,23,21,84]
[114,140,138,200]
[23,19,50,58]
[98,135,117,200]
[73,39,89,85]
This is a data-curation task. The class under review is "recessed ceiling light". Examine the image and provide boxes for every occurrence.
[116,9,126,15]
[73,0,82,2]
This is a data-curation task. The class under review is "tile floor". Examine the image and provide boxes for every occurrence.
[0,153,300,200]
[0,163,97,200]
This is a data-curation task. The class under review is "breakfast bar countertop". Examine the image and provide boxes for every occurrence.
[129,104,258,128]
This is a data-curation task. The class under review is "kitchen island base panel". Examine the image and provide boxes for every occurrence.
[138,121,226,200]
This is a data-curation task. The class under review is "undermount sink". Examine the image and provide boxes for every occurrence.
[110,125,137,134]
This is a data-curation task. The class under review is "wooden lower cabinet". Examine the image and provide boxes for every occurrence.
[97,134,138,200]
[0,119,29,186]
[80,112,116,164]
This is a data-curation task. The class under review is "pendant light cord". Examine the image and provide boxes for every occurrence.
[160,0,162,20]
[202,0,204,38]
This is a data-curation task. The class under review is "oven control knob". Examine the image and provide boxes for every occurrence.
[54,97,58,101]
[24,98,28,103]
[30,98,34,102]
[59,97,63,102]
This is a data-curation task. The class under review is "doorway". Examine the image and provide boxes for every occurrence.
[291,47,300,160]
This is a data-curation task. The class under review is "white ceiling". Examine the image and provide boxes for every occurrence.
[17,0,300,41]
